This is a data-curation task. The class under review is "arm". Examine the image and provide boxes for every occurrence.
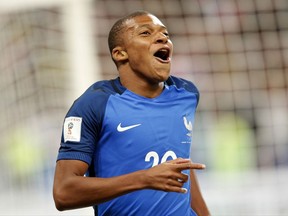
[190,169,211,216]
[53,160,147,211]
[53,158,205,211]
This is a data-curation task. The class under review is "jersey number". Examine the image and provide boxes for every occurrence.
[145,150,177,167]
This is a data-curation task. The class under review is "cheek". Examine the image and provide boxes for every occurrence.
[126,40,152,68]
[128,50,150,67]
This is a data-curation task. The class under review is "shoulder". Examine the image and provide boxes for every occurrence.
[166,76,200,106]
[77,78,122,104]
[83,79,118,99]
[67,78,123,115]
[166,75,199,95]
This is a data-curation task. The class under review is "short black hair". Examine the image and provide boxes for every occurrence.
[108,11,151,54]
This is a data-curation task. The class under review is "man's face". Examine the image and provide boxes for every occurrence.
[123,14,173,84]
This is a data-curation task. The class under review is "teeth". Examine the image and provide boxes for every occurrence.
[154,48,169,61]
[159,49,168,53]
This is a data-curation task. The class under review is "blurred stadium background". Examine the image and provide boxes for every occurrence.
[0,0,288,215]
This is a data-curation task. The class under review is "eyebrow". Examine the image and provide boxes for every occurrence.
[126,23,168,32]
[137,23,168,31]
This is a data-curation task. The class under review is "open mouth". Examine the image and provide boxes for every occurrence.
[153,48,170,62]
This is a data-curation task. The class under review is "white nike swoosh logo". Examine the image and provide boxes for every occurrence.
[117,123,141,132]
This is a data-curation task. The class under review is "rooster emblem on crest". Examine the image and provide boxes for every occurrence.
[183,116,193,137]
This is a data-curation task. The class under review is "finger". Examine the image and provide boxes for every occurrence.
[173,173,189,183]
[177,162,206,171]
[168,178,184,188]
[190,163,206,170]
[168,158,191,164]
[166,185,188,194]
[166,158,189,164]
[164,178,188,193]
[169,158,206,169]
[181,188,188,193]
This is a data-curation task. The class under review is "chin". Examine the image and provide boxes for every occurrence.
[156,71,170,82]
[158,67,170,77]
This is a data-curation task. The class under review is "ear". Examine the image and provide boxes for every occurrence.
[112,47,128,62]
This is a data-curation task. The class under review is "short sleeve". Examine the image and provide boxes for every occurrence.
[57,90,109,165]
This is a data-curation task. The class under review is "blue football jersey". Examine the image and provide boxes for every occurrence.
[57,76,200,216]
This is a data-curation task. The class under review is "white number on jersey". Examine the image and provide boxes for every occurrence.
[145,150,177,167]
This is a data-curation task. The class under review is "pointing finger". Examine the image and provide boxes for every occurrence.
[177,162,206,171]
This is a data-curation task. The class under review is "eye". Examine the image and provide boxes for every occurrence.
[163,32,170,38]
[140,31,151,36]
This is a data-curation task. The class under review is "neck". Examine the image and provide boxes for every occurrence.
[119,73,165,99]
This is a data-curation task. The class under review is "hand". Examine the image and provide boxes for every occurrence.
[143,158,205,193]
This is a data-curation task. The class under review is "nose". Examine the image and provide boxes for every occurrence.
[155,32,168,44]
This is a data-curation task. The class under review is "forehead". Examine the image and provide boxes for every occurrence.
[125,14,167,31]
